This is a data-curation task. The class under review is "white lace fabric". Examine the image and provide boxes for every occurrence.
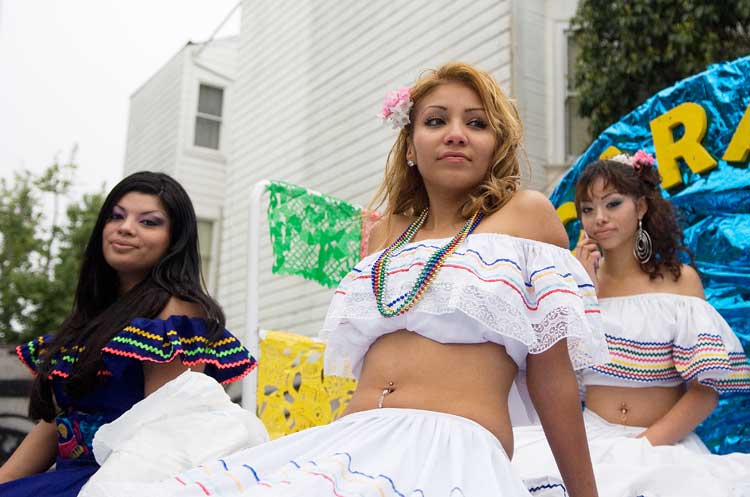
[321,232,609,379]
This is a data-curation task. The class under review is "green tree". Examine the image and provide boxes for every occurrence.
[0,160,104,344]
[572,0,750,136]
[0,171,44,343]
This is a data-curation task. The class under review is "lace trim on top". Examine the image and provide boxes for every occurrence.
[321,233,609,378]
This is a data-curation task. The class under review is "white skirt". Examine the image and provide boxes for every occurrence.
[513,409,750,497]
[83,408,533,497]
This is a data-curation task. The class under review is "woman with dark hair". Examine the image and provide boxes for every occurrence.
[0,171,258,497]
[513,153,750,497]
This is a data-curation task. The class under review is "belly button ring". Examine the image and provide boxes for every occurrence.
[378,381,395,408]
[619,402,629,423]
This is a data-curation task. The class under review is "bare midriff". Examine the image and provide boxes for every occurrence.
[586,384,685,427]
[342,330,518,456]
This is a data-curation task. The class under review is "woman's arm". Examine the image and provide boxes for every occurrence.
[142,297,206,396]
[0,420,58,483]
[636,264,717,445]
[638,380,718,445]
[527,340,598,497]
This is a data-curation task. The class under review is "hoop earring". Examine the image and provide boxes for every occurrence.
[634,219,652,264]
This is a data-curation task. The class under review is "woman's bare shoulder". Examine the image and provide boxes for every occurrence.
[367,214,411,255]
[158,296,206,320]
[484,190,569,248]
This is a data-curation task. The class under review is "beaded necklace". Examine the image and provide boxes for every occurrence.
[371,209,484,317]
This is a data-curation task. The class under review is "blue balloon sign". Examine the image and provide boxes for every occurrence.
[549,56,750,454]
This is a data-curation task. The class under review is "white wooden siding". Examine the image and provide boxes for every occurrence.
[219,0,515,338]
[512,0,548,190]
[123,48,185,177]
[176,38,238,222]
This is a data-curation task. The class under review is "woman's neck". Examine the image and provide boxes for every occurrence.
[118,272,146,295]
[601,242,642,279]
[419,188,472,236]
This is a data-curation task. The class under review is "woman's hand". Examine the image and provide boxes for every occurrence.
[635,380,718,446]
[575,232,601,287]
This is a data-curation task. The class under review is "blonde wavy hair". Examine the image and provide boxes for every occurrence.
[370,62,524,220]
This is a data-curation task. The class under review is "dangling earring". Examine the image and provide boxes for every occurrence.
[406,160,416,168]
[634,219,652,264]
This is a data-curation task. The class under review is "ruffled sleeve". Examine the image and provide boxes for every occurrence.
[518,239,610,370]
[322,233,609,379]
[101,315,257,385]
[672,298,750,394]
[15,334,53,375]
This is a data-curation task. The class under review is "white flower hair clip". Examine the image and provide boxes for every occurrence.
[379,86,413,130]
[610,150,655,171]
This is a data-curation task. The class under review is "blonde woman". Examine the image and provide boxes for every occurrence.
[85,62,607,497]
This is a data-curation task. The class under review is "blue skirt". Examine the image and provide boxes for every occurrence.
[0,457,98,497]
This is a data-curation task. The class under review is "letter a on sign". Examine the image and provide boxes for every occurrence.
[650,102,717,189]
[723,104,750,164]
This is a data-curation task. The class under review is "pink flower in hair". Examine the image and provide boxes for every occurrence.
[379,86,413,130]
[632,150,655,169]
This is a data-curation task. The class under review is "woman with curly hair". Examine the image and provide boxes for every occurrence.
[84,62,608,497]
[513,153,750,497]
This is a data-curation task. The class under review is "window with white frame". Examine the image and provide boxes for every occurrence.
[194,84,224,150]
[564,32,591,159]
[197,219,214,286]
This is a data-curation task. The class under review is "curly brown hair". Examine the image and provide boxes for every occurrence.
[369,62,524,220]
[574,159,694,281]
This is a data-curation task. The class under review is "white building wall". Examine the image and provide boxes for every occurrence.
[545,0,581,166]
[512,0,548,191]
[123,47,185,177]
[220,0,515,338]
[176,38,237,222]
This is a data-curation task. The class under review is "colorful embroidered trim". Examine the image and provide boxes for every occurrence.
[344,241,598,314]
[699,352,750,393]
[175,452,433,496]
[15,316,257,385]
[592,334,680,383]
[592,333,750,393]
[673,333,732,380]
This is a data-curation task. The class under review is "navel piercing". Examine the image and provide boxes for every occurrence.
[378,381,395,408]
[619,402,629,422]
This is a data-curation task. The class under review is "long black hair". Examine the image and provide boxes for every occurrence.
[29,171,225,421]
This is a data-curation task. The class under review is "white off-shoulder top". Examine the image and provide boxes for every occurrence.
[581,293,750,394]
[320,233,610,422]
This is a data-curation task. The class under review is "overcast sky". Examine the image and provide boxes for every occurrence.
[0,0,240,199]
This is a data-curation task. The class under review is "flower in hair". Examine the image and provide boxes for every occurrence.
[380,86,413,130]
[610,153,632,166]
[632,150,655,169]
[610,150,655,171]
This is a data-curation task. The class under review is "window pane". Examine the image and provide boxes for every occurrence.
[566,34,580,92]
[198,85,224,117]
[195,117,221,149]
[566,96,591,157]
[197,220,213,284]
